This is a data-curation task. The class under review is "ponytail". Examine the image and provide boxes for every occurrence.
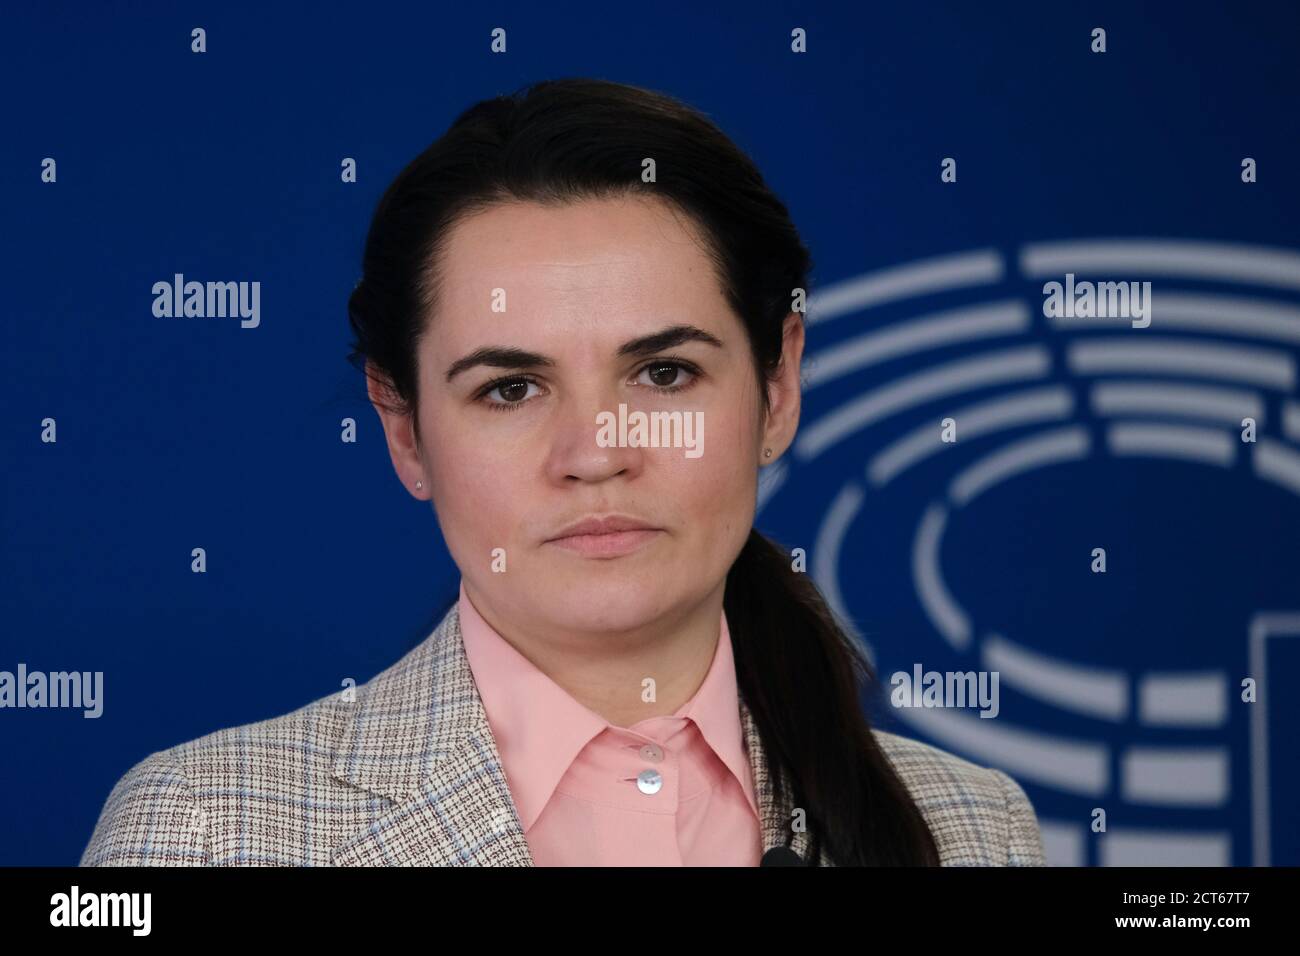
[725,529,941,865]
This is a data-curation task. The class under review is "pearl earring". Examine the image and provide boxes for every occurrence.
[763,448,772,458]
[415,480,423,489]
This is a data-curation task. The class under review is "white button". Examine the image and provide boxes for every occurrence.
[639,743,663,762]
[636,769,663,795]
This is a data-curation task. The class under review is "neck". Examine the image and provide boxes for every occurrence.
[463,581,725,729]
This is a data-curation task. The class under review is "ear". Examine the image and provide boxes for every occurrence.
[365,361,427,498]
[759,313,805,465]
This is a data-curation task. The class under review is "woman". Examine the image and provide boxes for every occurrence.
[81,77,1045,867]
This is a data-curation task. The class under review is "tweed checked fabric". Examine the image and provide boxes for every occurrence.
[80,603,1046,866]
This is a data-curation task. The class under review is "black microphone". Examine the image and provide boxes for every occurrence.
[760,845,805,866]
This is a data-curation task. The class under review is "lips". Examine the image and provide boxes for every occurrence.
[544,515,664,558]
[547,515,660,541]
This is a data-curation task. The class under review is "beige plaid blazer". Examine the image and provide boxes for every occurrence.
[81,602,1046,866]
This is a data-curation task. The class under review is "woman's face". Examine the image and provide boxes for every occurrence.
[372,194,803,641]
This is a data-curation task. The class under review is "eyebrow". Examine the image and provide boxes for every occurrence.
[443,324,725,383]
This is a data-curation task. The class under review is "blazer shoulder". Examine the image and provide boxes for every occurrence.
[80,614,457,867]
[80,745,208,866]
[80,688,352,867]
[871,728,1046,866]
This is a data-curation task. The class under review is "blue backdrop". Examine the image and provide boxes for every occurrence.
[2,0,1297,866]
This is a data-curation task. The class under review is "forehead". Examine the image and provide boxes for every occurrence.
[427,195,732,345]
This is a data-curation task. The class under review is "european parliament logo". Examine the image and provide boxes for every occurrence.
[760,239,1300,867]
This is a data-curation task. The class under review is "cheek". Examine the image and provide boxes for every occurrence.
[425,427,526,548]
[655,415,757,525]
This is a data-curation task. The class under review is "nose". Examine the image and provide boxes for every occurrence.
[544,391,646,484]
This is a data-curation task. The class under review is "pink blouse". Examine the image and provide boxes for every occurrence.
[457,580,763,866]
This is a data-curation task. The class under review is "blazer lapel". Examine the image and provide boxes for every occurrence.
[328,604,533,866]
[329,601,823,866]
[738,694,822,865]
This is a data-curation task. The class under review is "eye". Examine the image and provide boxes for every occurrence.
[634,360,700,392]
[473,359,701,413]
[476,376,543,411]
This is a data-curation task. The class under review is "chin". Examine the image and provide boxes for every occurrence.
[524,573,675,632]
